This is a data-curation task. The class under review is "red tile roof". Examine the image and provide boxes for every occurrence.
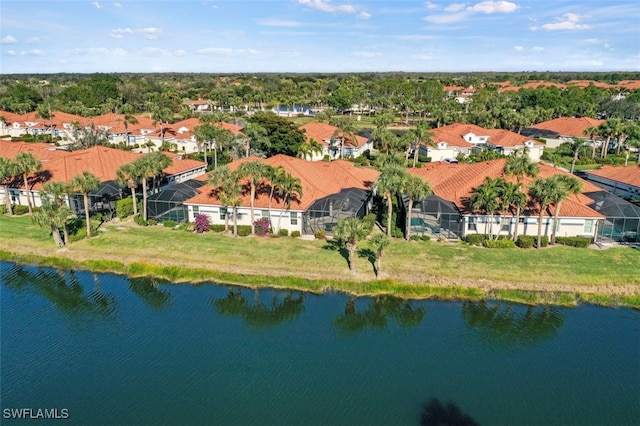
[530,117,605,138]
[300,122,369,148]
[408,159,604,218]
[0,141,205,190]
[586,165,640,188]
[185,154,379,210]
[430,123,541,148]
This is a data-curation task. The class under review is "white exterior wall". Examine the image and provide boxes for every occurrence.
[462,215,598,239]
[585,175,640,201]
[425,146,469,162]
[186,204,304,234]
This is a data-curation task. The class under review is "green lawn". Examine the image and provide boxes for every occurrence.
[1,215,638,307]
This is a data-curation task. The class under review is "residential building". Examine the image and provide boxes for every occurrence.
[299,122,373,161]
[522,117,604,148]
[583,165,640,201]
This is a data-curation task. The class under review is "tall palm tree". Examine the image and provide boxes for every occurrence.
[583,125,600,159]
[296,139,323,160]
[116,162,141,217]
[0,157,18,216]
[498,180,526,241]
[549,175,583,245]
[71,171,101,237]
[15,152,42,215]
[266,165,287,223]
[152,106,173,148]
[504,148,540,184]
[139,152,173,220]
[121,114,139,146]
[470,177,502,239]
[333,217,371,272]
[374,164,408,237]
[403,175,432,240]
[529,177,559,249]
[369,233,391,279]
[242,122,269,158]
[276,173,303,233]
[329,117,358,160]
[411,122,433,168]
[565,138,589,174]
[33,182,73,246]
[238,160,272,234]
[207,166,242,236]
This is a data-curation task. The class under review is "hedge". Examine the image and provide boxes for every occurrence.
[556,236,591,248]
[466,234,488,246]
[483,239,516,249]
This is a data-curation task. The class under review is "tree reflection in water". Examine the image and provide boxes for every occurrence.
[334,295,426,334]
[212,288,305,328]
[420,398,479,426]
[462,300,564,348]
[128,277,171,310]
[2,265,117,318]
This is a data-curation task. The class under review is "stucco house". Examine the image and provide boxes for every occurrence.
[183,155,379,234]
[583,165,640,201]
[419,123,543,163]
[299,122,373,161]
[521,117,604,148]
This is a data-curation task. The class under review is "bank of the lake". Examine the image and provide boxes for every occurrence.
[1,215,639,308]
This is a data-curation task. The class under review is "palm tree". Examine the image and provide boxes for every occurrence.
[207,166,242,236]
[529,177,559,249]
[33,182,73,247]
[296,139,323,160]
[369,233,390,278]
[549,175,583,245]
[151,106,173,148]
[403,175,432,240]
[583,125,600,159]
[0,157,18,216]
[499,181,527,241]
[470,177,502,239]
[15,152,42,215]
[238,160,271,234]
[276,173,303,233]
[193,123,215,165]
[266,165,287,223]
[333,217,371,272]
[71,171,101,237]
[329,117,358,160]
[116,162,141,217]
[139,152,173,220]
[242,122,269,158]
[374,164,408,237]
[566,138,589,174]
[411,122,433,168]
[504,148,540,184]
[121,114,139,146]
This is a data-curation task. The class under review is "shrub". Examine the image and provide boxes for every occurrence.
[68,225,88,243]
[362,213,377,233]
[0,205,6,215]
[147,219,157,226]
[556,236,591,248]
[483,239,516,249]
[193,213,210,233]
[422,235,431,242]
[516,235,535,248]
[178,222,193,232]
[237,225,251,237]
[466,234,487,246]
[13,205,29,215]
[291,230,301,238]
[254,217,271,236]
[538,235,549,248]
[410,235,421,241]
[314,230,326,240]
[115,198,141,219]
[134,215,148,226]
[210,224,226,232]
[278,228,289,237]
[163,220,176,228]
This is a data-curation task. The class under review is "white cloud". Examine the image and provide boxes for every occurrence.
[424,12,468,24]
[141,47,171,56]
[412,52,434,60]
[513,45,524,51]
[278,51,300,57]
[424,2,439,10]
[92,1,102,9]
[540,13,590,31]
[357,11,371,19]
[6,50,16,55]
[258,19,303,27]
[25,37,42,44]
[350,51,381,58]
[19,49,45,56]
[467,1,518,14]
[110,27,161,39]
[195,48,259,57]
[73,47,127,56]
[533,46,544,51]
[1,35,17,44]
[298,0,356,14]
[114,2,122,7]
[173,49,187,57]
[444,4,466,13]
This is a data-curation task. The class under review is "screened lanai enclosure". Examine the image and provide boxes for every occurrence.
[401,194,464,240]
[302,188,371,235]
[586,191,640,243]
[69,180,122,218]
[148,181,203,223]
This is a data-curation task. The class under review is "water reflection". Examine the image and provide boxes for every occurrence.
[212,288,305,328]
[128,277,171,310]
[333,296,426,334]
[420,398,480,426]
[462,301,564,347]
[2,265,117,318]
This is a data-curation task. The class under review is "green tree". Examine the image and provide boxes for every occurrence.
[504,148,540,184]
[374,164,408,237]
[529,177,559,249]
[333,217,371,272]
[0,157,18,216]
[369,233,390,278]
[242,122,269,158]
[69,124,110,151]
[152,106,173,147]
[121,114,139,146]
[139,152,173,220]
[403,175,432,240]
[238,160,272,234]
[296,138,323,160]
[470,177,503,239]
[549,175,583,245]
[329,116,359,160]
[276,173,303,232]
[71,171,101,237]
[565,138,590,174]
[207,166,242,236]
[116,162,141,217]
[32,182,73,247]
[498,181,527,241]
[15,152,42,215]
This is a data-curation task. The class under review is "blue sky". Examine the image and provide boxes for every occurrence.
[1,0,639,74]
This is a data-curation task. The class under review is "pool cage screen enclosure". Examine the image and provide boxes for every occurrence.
[586,191,640,243]
[402,194,464,240]
[302,188,371,235]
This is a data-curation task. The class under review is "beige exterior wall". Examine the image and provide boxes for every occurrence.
[186,205,304,234]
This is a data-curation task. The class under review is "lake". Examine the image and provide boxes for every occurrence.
[1,262,639,425]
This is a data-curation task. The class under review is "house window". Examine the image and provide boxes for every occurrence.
[192,206,199,215]
[501,223,510,233]
[262,210,269,218]
[220,208,226,221]
[291,212,298,225]
[468,223,477,231]
[584,220,593,233]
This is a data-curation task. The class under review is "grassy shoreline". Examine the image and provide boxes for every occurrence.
[1,215,639,308]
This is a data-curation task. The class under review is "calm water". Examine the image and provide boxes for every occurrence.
[1,262,639,426]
